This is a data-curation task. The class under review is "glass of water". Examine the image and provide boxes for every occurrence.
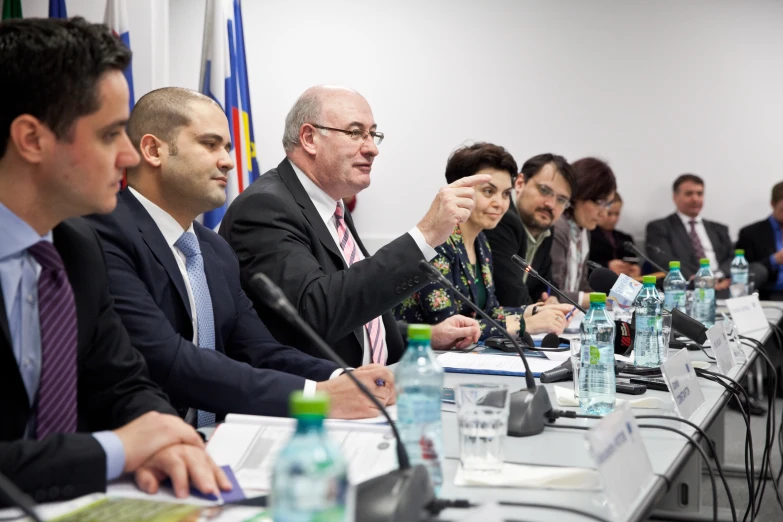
[660,309,672,362]
[570,338,581,399]
[456,383,510,473]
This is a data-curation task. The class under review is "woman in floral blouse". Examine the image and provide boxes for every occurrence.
[394,143,571,340]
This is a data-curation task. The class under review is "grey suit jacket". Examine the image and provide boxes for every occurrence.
[645,213,733,279]
[550,217,591,303]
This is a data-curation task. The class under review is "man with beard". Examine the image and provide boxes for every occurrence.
[484,154,577,330]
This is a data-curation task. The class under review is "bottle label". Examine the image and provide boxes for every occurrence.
[589,346,600,364]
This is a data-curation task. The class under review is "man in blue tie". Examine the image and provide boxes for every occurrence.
[0,17,229,504]
[86,87,395,423]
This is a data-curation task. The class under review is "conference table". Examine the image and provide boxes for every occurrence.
[436,301,783,522]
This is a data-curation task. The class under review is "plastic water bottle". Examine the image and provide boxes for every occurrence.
[730,249,750,296]
[271,392,348,522]
[692,258,716,328]
[663,261,687,313]
[579,293,616,415]
[395,324,444,490]
[633,275,664,367]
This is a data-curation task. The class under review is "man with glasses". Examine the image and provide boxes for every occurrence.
[219,85,483,367]
[485,154,577,317]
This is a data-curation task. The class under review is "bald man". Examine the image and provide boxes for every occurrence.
[219,85,484,367]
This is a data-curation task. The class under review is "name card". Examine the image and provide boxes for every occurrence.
[725,295,767,334]
[660,348,706,420]
[608,274,644,310]
[586,403,655,520]
[706,323,736,375]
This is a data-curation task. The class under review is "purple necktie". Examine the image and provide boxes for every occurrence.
[689,220,706,259]
[28,241,78,439]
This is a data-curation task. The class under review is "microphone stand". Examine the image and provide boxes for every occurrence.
[250,273,434,522]
[624,242,668,274]
[511,255,586,313]
[418,261,553,437]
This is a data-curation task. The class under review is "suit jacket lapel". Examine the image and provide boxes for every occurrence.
[703,221,723,257]
[669,214,697,265]
[120,190,193,319]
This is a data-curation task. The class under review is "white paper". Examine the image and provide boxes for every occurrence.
[436,351,563,375]
[725,295,768,334]
[706,323,736,375]
[453,462,600,490]
[553,385,669,410]
[660,348,706,420]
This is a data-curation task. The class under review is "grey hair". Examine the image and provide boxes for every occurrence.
[282,90,323,152]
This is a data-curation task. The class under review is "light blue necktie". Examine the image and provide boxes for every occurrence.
[174,231,216,428]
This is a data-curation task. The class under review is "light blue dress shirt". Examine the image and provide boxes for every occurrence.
[768,215,783,291]
[0,203,125,480]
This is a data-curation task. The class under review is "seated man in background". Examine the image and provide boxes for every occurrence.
[736,181,783,300]
[219,86,481,368]
[646,174,732,288]
[485,153,577,310]
[589,193,641,277]
[1,18,228,503]
[86,87,393,423]
[395,143,573,338]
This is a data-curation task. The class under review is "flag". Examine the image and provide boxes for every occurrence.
[1,0,22,20]
[104,0,135,112]
[49,0,67,18]
[199,0,260,230]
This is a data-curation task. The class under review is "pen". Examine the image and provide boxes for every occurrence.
[565,306,577,320]
[375,379,386,387]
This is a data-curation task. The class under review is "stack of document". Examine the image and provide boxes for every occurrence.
[437,352,563,377]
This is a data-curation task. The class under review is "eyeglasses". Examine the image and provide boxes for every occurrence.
[532,181,571,209]
[593,198,615,209]
[310,123,384,145]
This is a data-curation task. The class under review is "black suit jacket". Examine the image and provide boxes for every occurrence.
[736,218,778,299]
[0,218,175,504]
[218,159,429,367]
[645,213,733,279]
[85,190,338,420]
[589,228,635,268]
[483,207,553,306]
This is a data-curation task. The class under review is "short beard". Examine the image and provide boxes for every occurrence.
[518,205,555,235]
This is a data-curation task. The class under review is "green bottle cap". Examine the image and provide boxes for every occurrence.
[700,258,710,266]
[735,249,745,255]
[669,261,681,269]
[643,275,657,285]
[589,292,607,303]
[290,391,329,417]
[407,324,432,341]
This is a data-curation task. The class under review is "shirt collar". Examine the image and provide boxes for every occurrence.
[521,223,551,245]
[127,187,194,247]
[769,215,781,232]
[289,159,343,224]
[677,211,701,227]
[0,202,53,261]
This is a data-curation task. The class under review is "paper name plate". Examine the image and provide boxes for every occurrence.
[437,351,562,377]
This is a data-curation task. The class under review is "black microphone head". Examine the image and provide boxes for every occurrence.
[521,331,535,347]
[512,255,530,269]
[418,260,443,281]
[541,333,560,348]
[750,262,769,288]
[588,267,620,294]
[249,272,294,314]
[586,260,602,272]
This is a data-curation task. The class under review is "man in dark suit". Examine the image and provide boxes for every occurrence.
[87,88,394,422]
[736,181,783,300]
[646,174,733,286]
[219,86,482,367]
[0,18,228,505]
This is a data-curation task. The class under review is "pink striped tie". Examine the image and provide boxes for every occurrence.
[333,204,387,365]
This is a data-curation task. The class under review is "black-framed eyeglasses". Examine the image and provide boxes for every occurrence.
[310,123,384,145]
[532,181,571,209]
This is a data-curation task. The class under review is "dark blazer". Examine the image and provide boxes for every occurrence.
[589,228,636,268]
[218,159,430,368]
[394,226,525,340]
[1,218,175,504]
[484,207,553,306]
[645,213,733,279]
[736,218,779,298]
[85,190,338,420]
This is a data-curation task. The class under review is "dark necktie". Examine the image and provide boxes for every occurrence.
[28,241,78,439]
[689,219,706,259]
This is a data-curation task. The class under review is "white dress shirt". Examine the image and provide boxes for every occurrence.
[129,187,323,395]
[677,212,719,272]
[289,160,436,364]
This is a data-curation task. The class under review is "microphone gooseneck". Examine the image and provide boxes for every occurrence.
[624,241,668,273]
[511,255,586,313]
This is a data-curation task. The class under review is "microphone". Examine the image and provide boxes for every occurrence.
[249,273,434,522]
[589,268,708,345]
[586,260,602,272]
[623,241,668,273]
[418,261,553,437]
[511,255,586,313]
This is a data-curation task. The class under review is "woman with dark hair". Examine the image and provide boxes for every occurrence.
[394,143,573,340]
[589,193,641,277]
[551,157,617,308]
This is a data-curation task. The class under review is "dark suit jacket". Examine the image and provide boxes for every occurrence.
[589,228,635,268]
[218,159,430,367]
[484,207,553,306]
[645,213,733,279]
[85,190,338,420]
[736,218,779,299]
[0,218,175,504]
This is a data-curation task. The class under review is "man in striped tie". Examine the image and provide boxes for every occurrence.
[220,85,483,369]
[0,17,230,505]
